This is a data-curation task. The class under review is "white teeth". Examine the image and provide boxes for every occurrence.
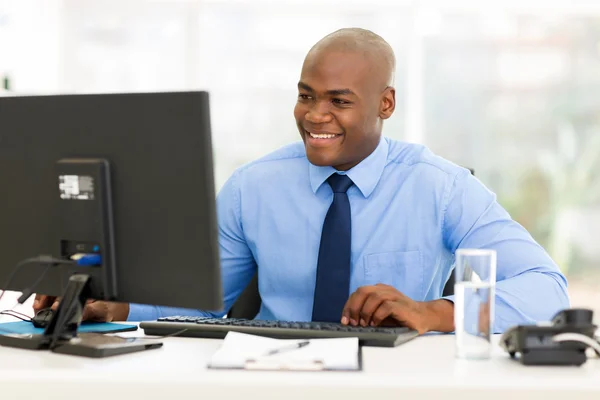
[308,131,337,139]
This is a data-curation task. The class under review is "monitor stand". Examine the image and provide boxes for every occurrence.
[0,273,163,358]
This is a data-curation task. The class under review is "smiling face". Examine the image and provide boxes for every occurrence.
[294,50,395,171]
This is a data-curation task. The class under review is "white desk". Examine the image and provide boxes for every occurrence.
[0,328,599,400]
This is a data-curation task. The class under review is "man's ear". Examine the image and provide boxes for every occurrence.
[379,87,395,120]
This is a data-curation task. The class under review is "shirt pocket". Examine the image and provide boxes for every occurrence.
[364,250,424,301]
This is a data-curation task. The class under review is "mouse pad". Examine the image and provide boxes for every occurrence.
[0,321,138,335]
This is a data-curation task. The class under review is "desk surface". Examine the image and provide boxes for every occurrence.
[0,327,599,400]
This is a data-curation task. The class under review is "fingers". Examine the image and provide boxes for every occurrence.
[356,289,401,326]
[341,286,372,325]
[342,284,398,326]
[370,300,396,326]
[51,297,62,312]
[33,294,56,313]
[32,294,45,312]
[33,296,94,313]
[35,297,109,322]
[359,291,390,326]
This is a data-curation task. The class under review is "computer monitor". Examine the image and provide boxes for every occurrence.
[0,91,223,356]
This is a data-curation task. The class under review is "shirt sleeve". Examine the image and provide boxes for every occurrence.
[127,170,258,322]
[441,168,570,333]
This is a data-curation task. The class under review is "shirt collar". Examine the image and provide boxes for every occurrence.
[308,136,389,198]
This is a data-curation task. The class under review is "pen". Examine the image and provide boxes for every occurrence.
[264,340,310,356]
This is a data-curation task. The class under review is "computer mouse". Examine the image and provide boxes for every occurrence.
[32,307,55,328]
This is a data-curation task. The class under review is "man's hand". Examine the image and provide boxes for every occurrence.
[33,294,130,322]
[33,294,57,314]
[340,284,454,334]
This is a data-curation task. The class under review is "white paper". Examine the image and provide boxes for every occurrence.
[208,331,360,371]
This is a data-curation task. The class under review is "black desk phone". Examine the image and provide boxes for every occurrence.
[500,308,600,366]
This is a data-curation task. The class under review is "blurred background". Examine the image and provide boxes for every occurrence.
[0,0,598,316]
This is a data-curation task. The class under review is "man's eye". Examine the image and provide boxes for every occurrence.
[298,94,312,100]
[332,98,351,105]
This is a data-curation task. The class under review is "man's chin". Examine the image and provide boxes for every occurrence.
[308,159,332,167]
[305,149,336,167]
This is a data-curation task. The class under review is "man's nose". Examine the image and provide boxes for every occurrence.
[305,103,333,124]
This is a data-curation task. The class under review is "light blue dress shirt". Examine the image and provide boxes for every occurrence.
[128,136,570,332]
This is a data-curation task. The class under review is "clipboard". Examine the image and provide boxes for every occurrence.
[242,348,363,371]
[207,332,362,372]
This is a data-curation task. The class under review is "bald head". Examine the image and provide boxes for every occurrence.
[306,28,396,88]
[294,28,397,171]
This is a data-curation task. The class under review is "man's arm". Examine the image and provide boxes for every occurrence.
[341,168,568,333]
[442,169,570,332]
[128,170,257,321]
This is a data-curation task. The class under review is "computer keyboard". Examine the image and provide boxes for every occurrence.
[140,316,419,347]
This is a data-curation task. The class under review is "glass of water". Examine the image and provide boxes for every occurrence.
[454,249,496,359]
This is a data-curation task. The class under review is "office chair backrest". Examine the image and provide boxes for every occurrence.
[227,168,474,319]
[228,273,261,319]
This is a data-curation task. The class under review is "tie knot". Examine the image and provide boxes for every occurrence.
[327,174,354,193]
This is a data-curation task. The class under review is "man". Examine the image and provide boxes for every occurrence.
[35,28,569,334]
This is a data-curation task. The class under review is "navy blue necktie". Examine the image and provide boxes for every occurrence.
[312,173,354,322]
